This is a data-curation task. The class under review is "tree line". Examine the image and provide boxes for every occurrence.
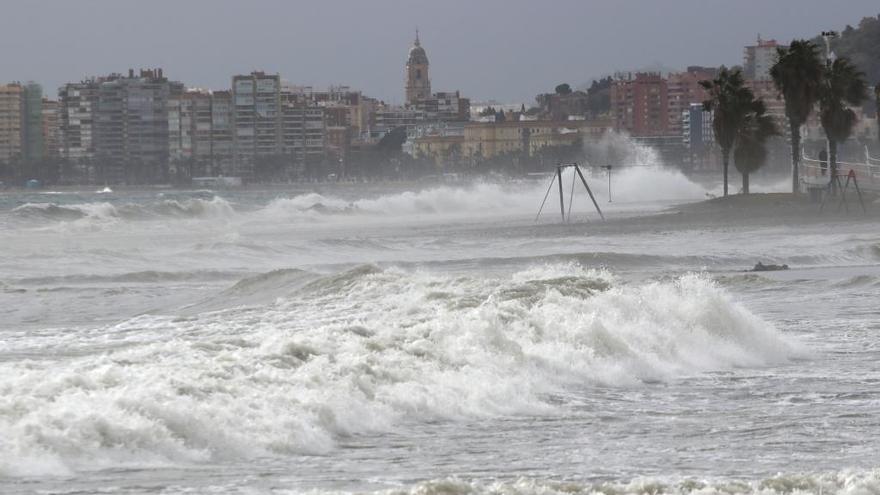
[702,38,873,195]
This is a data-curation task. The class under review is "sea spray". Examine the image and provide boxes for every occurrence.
[259,182,539,220]
[0,264,796,476]
[581,131,707,201]
[8,175,706,233]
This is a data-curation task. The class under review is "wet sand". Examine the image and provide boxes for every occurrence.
[619,192,879,231]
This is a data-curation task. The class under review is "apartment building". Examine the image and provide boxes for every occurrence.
[611,73,670,136]
[210,91,234,176]
[21,83,44,164]
[232,71,281,177]
[59,80,100,164]
[1,82,47,175]
[373,105,426,136]
[0,84,23,166]
[409,91,470,122]
[667,67,715,135]
[280,90,325,171]
[190,91,214,175]
[41,98,60,159]
[744,36,785,81]
[94,69,180,184]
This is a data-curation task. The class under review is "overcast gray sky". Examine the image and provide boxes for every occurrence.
[1,0,877,104]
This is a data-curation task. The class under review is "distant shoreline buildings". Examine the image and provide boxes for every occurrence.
[0,33,876,185]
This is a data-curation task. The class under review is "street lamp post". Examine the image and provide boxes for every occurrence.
[602,165,613,202]
[821,30,837,193]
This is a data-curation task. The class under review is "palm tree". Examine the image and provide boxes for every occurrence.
[701,67,755,196]
[875,83,880,143]
[770,40,824,194]
[733,99,780,194]
[819,57,868,193]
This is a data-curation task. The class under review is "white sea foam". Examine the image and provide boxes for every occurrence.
[0,264,796,477]
[10,197,237,232]
[255,132,712,223]
[12,201,119,222]
[260,182,540,221]
[257,170,706,225]
[348,469,880,495]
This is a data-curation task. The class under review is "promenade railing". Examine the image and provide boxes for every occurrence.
[801,146,880,192]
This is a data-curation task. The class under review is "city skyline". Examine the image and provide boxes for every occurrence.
[1,0,877,103]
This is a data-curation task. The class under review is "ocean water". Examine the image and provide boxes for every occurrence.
[1,167,879,494]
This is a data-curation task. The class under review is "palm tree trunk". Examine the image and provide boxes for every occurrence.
[742,172,750,194]
[829,139,838,196]
[790,120,800,195]
[722,149,729,197]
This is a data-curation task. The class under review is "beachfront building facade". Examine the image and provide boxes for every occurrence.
[281,90,326,173]
[41,98,60,160]
[94,69,181,184]
[59,80,100,168]
[232,71,282,178]
[0,84,24,168]
[0,82,55,178]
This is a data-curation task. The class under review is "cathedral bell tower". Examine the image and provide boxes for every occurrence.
[405,30,431,105]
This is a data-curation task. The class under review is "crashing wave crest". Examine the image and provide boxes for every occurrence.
[349,470,880,495]
[10,197,236,225]
[0,264,796,476]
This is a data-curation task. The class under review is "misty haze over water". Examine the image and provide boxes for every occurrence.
[2,137,880,493]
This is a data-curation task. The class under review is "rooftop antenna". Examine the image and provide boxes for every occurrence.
[535,162,605,223]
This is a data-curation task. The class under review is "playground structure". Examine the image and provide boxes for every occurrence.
[535,163,605,223]
[801,146,880,212]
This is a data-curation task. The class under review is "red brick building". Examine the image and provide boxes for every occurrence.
[667,67,715,134]
[611,73,669,136]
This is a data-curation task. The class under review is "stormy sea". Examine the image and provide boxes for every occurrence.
[2,160,879,494]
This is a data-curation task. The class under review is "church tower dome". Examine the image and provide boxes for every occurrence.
[405,30,431,105]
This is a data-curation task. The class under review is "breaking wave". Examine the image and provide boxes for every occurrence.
[0,264,797,476]
[11,201,117,221]
[854,243,880,261]
[9,196,236,225]
[260,183,540,220]
[6,170,712,231]
[12,270,240,286]
[257,171,709,223]
[343,470,880,495]
[831,274,880,288]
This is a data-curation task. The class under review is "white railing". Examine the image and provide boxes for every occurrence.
[867,145,880,166]
[800,149,831,188]
[801,147,880,192]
